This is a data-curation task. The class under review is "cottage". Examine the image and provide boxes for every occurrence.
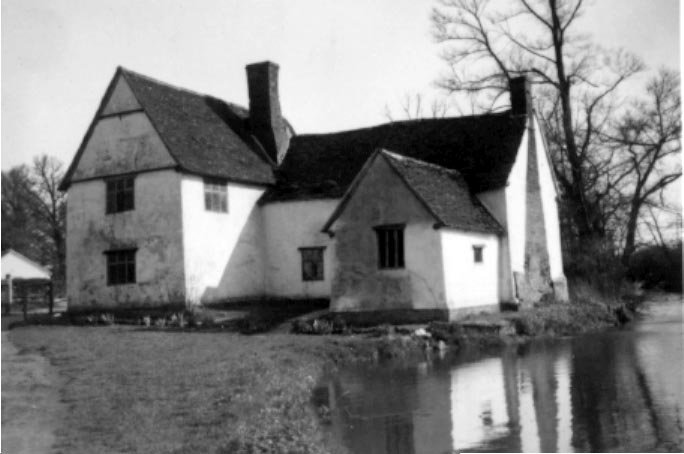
[60,61,567,320]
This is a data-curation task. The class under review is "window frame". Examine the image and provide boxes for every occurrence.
[105,249,137,286]
[374,224,405,269]
[299,246,325,281]
[473,245,484,264]
[203,178,228,213]
[105,176,135,214]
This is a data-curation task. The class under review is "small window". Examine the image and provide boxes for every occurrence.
[300,247,325,281]
[204,178,228,212]
[106,249,136,285]
[473,245,484,263]
[375,224,405,269]
[106,177,134,214]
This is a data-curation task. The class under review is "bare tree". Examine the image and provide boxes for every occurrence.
[30,155,67,292]
[602,70,681,263]
[384,92,451,121]
[431,0,644,247]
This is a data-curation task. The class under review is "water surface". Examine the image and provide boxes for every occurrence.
[320,295,683,453]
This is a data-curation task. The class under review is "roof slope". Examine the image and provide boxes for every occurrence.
[121,69,275,184]
[382,151,502,233]
[262,112,526,203]
[61,67,277,189]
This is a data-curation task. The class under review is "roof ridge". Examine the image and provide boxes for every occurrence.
[119,66,242,108]
[293,110,514,139]
[380,149,462,177]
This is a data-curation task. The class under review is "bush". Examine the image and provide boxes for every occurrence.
[628,242,682,292]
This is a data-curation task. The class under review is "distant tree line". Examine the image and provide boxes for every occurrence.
[2,155,66,295]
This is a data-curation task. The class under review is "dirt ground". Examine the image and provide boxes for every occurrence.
[2,317,63,454]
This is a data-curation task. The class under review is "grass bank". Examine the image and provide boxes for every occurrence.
[4,287,645,453]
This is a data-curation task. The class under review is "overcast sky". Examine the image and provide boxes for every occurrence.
[1,0,680,171]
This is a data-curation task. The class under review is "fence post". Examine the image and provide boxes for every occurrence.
[48,280,54,315]
[22,281,28,322]
[5,274,12,315]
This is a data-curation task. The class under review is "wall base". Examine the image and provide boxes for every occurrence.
[447,303,500,321]
[552,276,569,303]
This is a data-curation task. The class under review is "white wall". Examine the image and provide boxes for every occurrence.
[66,170,186,310]
[440,229,499,309]
[534,116,564,280]
[330,155,446,312]
[1,252,50,280]
[71,76,175,182]
[262,199,337,298]
[100,76,141,115]
[181,176,266,304]
[505,128,529,275]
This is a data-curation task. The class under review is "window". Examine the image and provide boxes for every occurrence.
[300,247,325,281]
[105,249,136,285]
[204,178,228,212]
[473,245,484,263]
[375,224,405,269]
[106,177,134,213]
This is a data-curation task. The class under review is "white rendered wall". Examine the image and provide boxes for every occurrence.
[504,129,529,275]
[181,176,266,304]
[1,252,50,280]
[330,156,446,312]
[440,229,499,309]
[534,116,565,280]
[100,76,141,115]
[262,199,337,298]
[66,170,186,310]
[71,76,175,182]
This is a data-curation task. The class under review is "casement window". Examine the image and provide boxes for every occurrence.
[374,224,405,269]
[106,177,135,214]
[473,245,484,263]
[204,178,228,212]
[300,247,325,281]
[105,249,136,285]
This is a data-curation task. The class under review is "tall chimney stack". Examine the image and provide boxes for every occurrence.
[510,75,532,117]
[246,61,290,164]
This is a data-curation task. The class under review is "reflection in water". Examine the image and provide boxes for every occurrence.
[321,297,683,453]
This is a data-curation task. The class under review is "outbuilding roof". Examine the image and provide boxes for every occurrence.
[262,112,526,203]
[322,150,503,234]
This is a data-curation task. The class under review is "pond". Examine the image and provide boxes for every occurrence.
[319,295,683,453]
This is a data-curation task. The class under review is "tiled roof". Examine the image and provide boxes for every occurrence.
[120,69,276,185]
[381,151,503,233]
[262,112,526,203]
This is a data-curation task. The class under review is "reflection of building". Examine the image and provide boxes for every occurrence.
[325,314,682,453]
[324,345,576,454]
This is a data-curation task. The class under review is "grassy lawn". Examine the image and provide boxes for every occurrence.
[7,325,372,454]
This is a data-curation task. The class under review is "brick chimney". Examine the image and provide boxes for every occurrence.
[246,61,290,165]
[510,75,532,117]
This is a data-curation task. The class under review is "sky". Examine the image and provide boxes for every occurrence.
[1,0,680,171]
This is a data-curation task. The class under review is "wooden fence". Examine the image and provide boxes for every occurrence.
[1,276,54,318]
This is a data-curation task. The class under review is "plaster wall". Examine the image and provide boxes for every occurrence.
[181,176,266,304]
[1,252,50,280]
[71,111,176,182]
[505,128,529,275]
[262,199,337,298]
[440,229,499,309]
[534,117,564,280]
[330,156,445,312]
[476,189,513,302]
[66,170,185,310]
[100,76,141,115]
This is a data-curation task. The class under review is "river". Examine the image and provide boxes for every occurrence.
[319,294,683,453]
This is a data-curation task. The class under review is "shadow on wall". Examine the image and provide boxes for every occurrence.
[198,203,265,304]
